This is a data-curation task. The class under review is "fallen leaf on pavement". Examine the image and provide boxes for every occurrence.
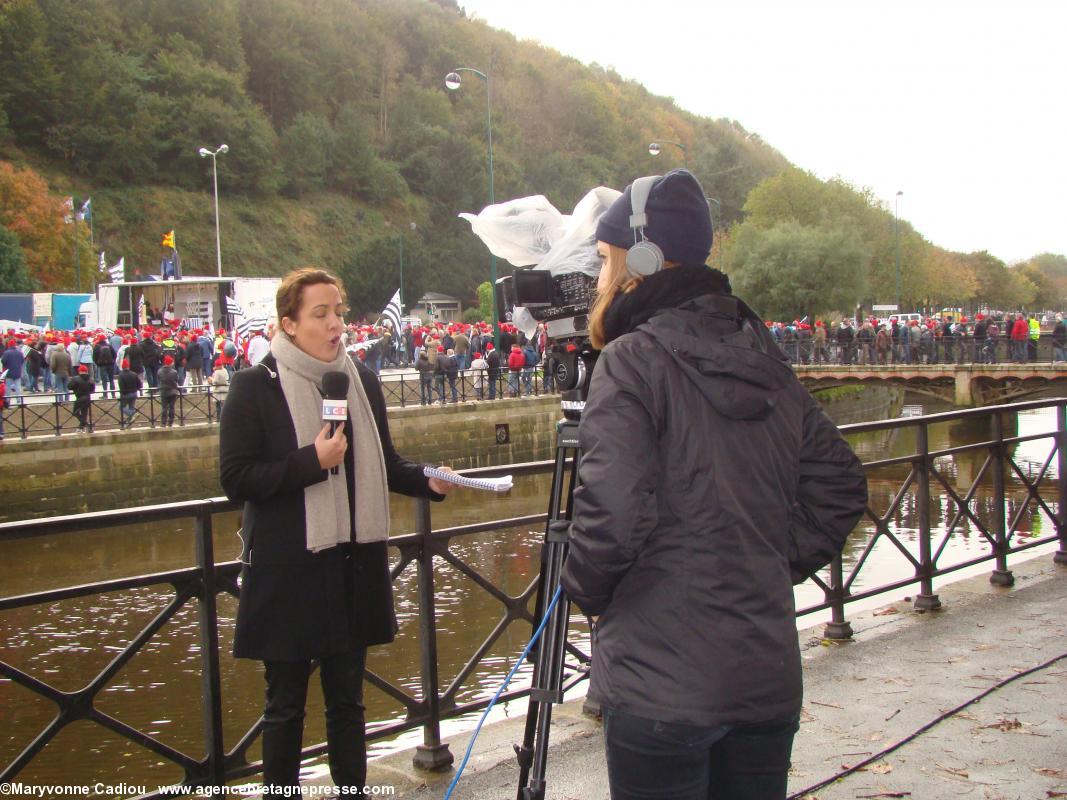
[870,762,893,774]
[1034,767,1067,779]
[982,717,1022,732]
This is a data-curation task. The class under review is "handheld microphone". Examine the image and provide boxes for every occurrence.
[321,371,349,475]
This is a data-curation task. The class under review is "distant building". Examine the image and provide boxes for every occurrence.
[411,292,462,323]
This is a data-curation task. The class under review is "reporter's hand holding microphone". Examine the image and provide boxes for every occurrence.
[315,422,347,471]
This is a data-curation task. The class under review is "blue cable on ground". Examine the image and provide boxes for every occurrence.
[443,585,564,800]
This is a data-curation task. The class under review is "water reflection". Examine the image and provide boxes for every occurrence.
[1,396,1061,791]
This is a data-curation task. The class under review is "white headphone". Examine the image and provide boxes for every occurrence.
[625,175,664,278]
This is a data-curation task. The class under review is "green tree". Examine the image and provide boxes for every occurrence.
[730,220,869,319]
[0,225,33,292]
[476,280,493,321]
[0,0,61,142]
[279,113,336,197]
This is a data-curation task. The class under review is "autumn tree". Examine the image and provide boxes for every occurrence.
[0,161,86,289]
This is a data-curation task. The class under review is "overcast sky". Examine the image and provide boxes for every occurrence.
[458,0,1066,264]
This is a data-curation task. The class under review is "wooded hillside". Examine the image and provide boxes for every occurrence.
[0,0,786,314]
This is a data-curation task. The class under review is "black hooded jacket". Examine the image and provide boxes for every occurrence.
[559,265,867,728]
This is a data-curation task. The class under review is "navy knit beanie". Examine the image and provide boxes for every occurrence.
[595,169,713,266]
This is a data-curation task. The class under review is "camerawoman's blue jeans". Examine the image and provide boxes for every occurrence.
[602,707,798,800]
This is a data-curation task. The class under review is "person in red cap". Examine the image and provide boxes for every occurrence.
[158,355,180,427]
[117,358,142,429]
[484,342,500,400]
[433,344,448,404]
[69,365,95,433]
[507,343,524,397]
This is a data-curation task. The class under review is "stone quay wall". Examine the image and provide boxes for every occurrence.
[0,396,564,523]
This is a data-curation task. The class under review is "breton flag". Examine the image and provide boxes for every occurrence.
[237,316,268,339]
[380,288,402,333]
[161,230,175,249]
[78,198,91,221]
[225,296,244,317]
[137,293,146,322]
[108,257,125,283]
[98,251,107,274]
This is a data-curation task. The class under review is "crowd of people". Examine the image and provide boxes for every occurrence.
[4,307,1064,439]
[766,312,1067,366]
[0,315,560,437]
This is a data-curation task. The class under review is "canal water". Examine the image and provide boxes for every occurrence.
[0,395,1061,791]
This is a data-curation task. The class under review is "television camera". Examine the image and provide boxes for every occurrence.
[495,267,599,396]
[461,185,620,398]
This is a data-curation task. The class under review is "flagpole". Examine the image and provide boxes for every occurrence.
[73,196,80,294]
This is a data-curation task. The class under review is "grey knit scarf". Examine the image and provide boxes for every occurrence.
[269,334,390,552]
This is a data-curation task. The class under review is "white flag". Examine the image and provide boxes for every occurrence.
[108,257,125,283]
[380,288,402,333]
[98,251,106,274]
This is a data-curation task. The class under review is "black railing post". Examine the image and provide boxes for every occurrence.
[54,396,61,437]
[177,390,185,427]
[399,375,407,408]
[990,412,1015,586]
[194,507,226,785]
[1056,404,1067,566]
[822,554,852,639]
[412,497,454,771]
[914,422,941,609]
[19,396,27,439]
[149,391,157,428]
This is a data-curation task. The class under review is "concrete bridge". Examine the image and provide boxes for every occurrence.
[796,362,1067,406]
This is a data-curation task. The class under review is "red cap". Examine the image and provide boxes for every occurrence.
[78,365,89,373]
[163,355,174,366]
[437,345,445,352]
[121,359,130,369]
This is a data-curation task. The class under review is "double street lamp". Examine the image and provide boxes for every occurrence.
[445,66,498,345]
[198,144,229,277]
[648,140,688,170]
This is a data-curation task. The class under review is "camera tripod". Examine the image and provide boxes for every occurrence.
[513,393,590,800]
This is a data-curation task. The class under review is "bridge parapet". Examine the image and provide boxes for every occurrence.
[796,363,1067,406]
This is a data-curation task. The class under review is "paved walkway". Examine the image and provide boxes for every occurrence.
[358,555,1067,800]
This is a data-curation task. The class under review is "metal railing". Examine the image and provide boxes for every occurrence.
[0,369,556,439]
[783,330,1066,365]
[1,400,1066,792]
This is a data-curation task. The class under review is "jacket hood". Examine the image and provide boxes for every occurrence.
[640,294,793,421]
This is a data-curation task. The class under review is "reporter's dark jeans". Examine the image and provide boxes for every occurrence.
[603,707,798,800]
[262,648,368,792]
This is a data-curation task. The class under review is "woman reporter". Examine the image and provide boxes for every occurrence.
[219,268,454,792]
[559,170,867,800]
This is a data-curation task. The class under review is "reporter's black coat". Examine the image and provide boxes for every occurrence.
[220,353,441,661]
[560,267,867,728]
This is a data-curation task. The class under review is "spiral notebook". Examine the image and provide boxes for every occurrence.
[423,466,513,493]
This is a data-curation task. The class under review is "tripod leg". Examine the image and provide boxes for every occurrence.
[516,420,583,800]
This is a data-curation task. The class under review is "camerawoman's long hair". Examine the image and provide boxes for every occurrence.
[589,243,688,350]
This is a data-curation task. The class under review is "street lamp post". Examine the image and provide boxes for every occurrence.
[198,144,229,278]
[894,190,903,310]
[399,222,416,313]
[648,140,688,170]
[445,66,498,347]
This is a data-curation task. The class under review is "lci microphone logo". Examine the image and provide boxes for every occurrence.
[322,399,348,420]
